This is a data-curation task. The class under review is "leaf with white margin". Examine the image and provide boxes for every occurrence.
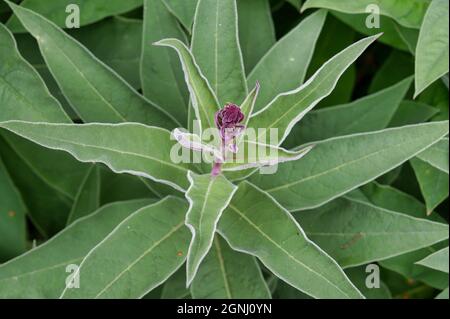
[217,181,364,299]
[0,23,70,123]
[250,121,449,212]
[416,138,449,174]
[191,0,248,105]
[60,196,190,299]
[0,199,156,298]
[190,235,271,299]
[295,197,449,268]
[0,121,195,192]
[154,38,220,133]
[172,128,222,162]
[6,1,179,129]
[240,82,260,129]
[248,9,326,112]
[416,247,449,273]
[185,173,237,286]
[414,0,449,97]
[248,34,380,145]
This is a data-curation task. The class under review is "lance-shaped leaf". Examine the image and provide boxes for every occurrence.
[284,76,412,147]
[222,140,313,172]
[162,0,198,33]
[191,0,247,106]
[191,235,271,299]
[218,182,364,299]
[411,158,449,214]
[6,1,179,129]
[416,138,449,174]
[185,172,238,286]
[141,0,189,124]
[154,38,220,132]
[416,247,449,273]
[0,121,194,192]
[250,121,449,211]
[66,165,101,225]
[248,9,326,112]
[415,0,449,97]
[0,157,27,262]
[237,0,275,74]
[248,34,380,145]
[302,0,430,29]
[61,196,190,299]
[295,197,449,268]
[0,23,69,123]
[6,0,143,32]
[0,199,155,298]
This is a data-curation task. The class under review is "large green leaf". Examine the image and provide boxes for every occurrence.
[191,0,247,106]
[411,158,449,214]
[7,1,179,129]
[0,121,194,192]
[6,0,143,32]
[416,247,449,273]
[0,199,154,298]
[237,0,275,74]
[162,0,197,33]
[0,23,69,123]
[416,138,449,174]
[295,197,449,267]
[218,182,364,299]
[155,38,219,133]
[248,10,326,112]
[302,0,430,29]
[284,77,412,147]
[345,267,392,299]
[191,235,271,299]
[66,165,101,225]
[414,0,449,97]
[141,0,189,125]
[250,121,449,211]
[61,196,190,299]
[248,34,380,144]
[185,172,237,286]
[0,156,27,262]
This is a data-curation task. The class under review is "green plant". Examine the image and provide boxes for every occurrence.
[0,0,448,299]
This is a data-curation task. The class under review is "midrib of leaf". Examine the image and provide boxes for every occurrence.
[267,130,445,193]
[214,237,232,299]
[214,0,219,97]
[13,130,189,173]
[1,136,74,201]
[227,203,352,298]
[93,221,185,298]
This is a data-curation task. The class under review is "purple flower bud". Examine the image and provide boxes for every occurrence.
[215,103,245,142]
[211,104,246,177]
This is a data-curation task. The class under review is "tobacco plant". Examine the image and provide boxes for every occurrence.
[0,0,448,299]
